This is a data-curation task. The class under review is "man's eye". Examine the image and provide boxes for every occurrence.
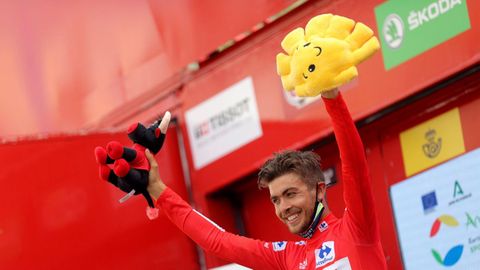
[271,199,279,204]
[287,192,296,198]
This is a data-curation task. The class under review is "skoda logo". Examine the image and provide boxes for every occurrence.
[383,14,404,49]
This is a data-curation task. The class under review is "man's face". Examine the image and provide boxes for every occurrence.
[268,173,319,234]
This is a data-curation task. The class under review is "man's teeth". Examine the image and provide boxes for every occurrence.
[287,214,299,221]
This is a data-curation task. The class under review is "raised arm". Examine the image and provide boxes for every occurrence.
[321,89,379,243]
[145,151,296,270]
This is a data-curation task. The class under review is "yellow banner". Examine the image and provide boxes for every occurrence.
[399,108,465,177]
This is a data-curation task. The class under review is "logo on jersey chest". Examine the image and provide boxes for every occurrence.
[318,221,328,232]
[273,241,287,251]
[315,241,335,268]
[299,259,307,269]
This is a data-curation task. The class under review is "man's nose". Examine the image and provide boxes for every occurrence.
[279,199,292,215]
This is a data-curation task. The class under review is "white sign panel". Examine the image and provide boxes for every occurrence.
[390,148,480,270]
[210,263,250,270]
[185,77,263,169]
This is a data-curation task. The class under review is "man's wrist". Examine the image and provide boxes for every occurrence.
[321,88,339,99]
[148,181,166,200]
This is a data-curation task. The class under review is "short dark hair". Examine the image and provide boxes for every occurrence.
[258,150,324,189]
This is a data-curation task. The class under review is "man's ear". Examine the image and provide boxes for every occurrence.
[316,182,327,202]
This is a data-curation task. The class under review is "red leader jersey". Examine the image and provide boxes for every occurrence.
[156,93,387,269]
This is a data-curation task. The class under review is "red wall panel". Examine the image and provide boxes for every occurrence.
[0,0,166,137]
[379,71,480,187]
[0,129,199,269]
[147,0,296,65]
[0,0,297,137]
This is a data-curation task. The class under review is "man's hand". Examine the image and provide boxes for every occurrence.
[321,88,339,99]
[145,149,166,200]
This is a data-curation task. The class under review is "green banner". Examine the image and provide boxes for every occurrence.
[375,0,471,70]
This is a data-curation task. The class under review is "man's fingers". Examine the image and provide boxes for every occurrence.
[145,149,167,199]
[145,149,158,168]
[159,111,171,134]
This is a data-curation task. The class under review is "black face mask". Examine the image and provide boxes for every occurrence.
[298,188,325,239]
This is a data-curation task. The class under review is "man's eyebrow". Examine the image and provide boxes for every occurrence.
[282,187,298,195]
[271,187,298,200]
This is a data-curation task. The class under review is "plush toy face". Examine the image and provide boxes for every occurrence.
[276,14,380,97]
[289,37,353,97]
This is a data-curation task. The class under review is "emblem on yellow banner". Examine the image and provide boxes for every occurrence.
[422,129,441,159]
[400,108,465,176]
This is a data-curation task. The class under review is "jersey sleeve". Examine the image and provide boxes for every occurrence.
[156,187,298,269]
[323,93,380,243]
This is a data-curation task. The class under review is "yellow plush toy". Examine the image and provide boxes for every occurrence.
[276,14,380,97]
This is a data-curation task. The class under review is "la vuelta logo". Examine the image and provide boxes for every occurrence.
[430,214,464,266]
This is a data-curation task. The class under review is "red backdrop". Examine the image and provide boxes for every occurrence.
[0,127,199,270]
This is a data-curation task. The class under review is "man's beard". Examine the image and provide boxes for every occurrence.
[298,200,324,239]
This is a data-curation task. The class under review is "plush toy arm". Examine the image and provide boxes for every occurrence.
[346,23,380,65]
[352,36,380,66]
[305,14,355,40]
[281,28,305,55]
[128,112,171,154]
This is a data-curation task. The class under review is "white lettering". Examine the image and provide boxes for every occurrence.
[439,0,450,13]
[408,0,463,31]
[418,9,430,25]
[323,257,352,270]
[428,3,440,19]
[451,0,462,9]
[408,11,419,30]
[471,243,480,253]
